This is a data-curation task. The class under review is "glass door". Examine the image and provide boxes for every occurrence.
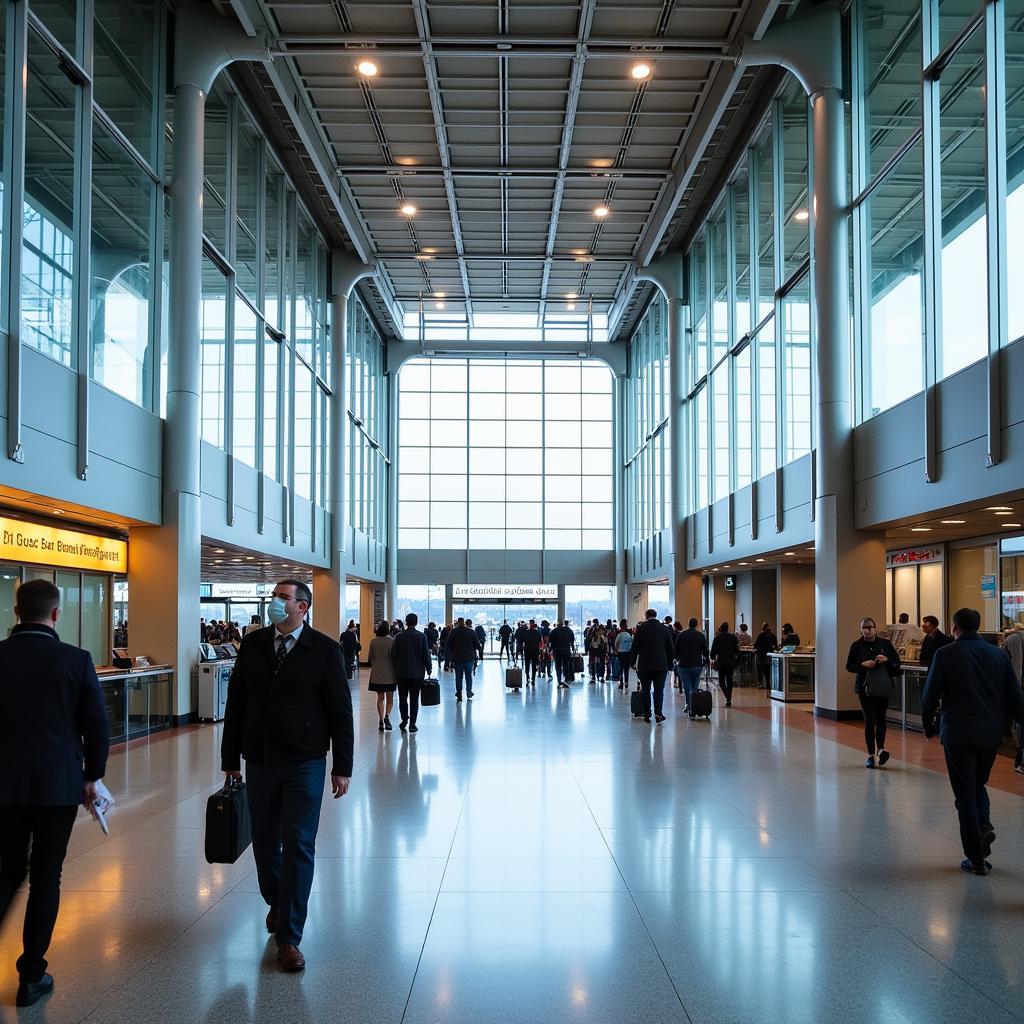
[451,602,559,656]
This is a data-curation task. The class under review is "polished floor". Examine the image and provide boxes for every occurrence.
[3,660,1024,1023]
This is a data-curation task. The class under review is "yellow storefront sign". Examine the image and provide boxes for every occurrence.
[0,516,127,573]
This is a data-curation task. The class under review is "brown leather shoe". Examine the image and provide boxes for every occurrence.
[277,943,305,972]
[265,908,278,934]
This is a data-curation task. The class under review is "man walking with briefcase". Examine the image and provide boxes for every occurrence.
[221,579,353,972]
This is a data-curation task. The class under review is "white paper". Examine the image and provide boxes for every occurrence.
[88,780,115,836]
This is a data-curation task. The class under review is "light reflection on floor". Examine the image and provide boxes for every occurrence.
[1,660,1022,1023]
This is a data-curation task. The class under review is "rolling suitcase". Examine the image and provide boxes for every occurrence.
[571,654,585,674]
[421,678,441,706]
[689,667,713,719]
[630,684,644,718]
[506,667,523,689]
[204,776,252,864]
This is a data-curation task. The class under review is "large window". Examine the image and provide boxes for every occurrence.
[200,260,227,447]
[1010,0,1024,346]
[398,358,613,551]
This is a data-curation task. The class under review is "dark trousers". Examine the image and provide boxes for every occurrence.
[246,758,325,947]
[0,805,78,981]
[619,659,631,688]
[638,671,666,717]
[678,665,703,706]
[499,638,511,659]
[453,661,475,695]
[523,651,539,682]
[857,694,889,755]
[756,659,770,688]
[398,679,422,725]
[717,667,734,701]
[943,745,997,866]
[553,651,573,683]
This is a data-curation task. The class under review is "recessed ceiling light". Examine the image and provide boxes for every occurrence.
[565,292,578,299]
[415,254,433,262]
[434,291,446,298]
[1001,523,1022,528]
[435,301,445,309]
[231,558,243,562]
[784,551,795,555]
[940,520,966,525]
[52,508,64,515]
[400,203,417,216]
[575,255,595,264]
[910,527,932,532]
[738,561,750,566]
[755,558,765,562]
[631,63,651,80]
[794,209,809,222]
[567,303,577,310]
[396,157,417,166]
[593,205,610,218]
[994,511,1014,516]
[357,60,378,78]
[985,506,1012,511]
[246,556,255,560]
[214,548,226,553]
[214,559,223,564]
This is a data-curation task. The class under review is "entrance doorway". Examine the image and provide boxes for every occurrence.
[452,602,559,656]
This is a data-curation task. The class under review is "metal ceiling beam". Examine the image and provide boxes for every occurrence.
[375,252,630,263]
[339,164,673,180]
[537,0,598,328]
[227,0,376,265]
[410,0,474,321]
[277,32,735,49]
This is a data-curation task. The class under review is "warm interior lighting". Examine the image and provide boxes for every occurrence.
[357,60,378,77]
[396,157,417,166]
[985,506,1012,511]
[940,520,966,525]
[910,527,932,532]
[434,301,445,309]
[575,255,595,263]
[994,511,1014,516]
[565,292,578,299]
[784,551,795,556]
[794,209,809,222]
[400,203,417,216]
[415,254,433,262]
[434,291,446,298]
[631,63,651,80]
[567,303,577,310]
[593,205,610,218]
[755,558,765,562]
[1001,523,1022,528]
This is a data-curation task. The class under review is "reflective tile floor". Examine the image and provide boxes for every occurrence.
[3,661,1024,1023]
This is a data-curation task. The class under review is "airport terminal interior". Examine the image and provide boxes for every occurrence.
[1,0,1024,1019]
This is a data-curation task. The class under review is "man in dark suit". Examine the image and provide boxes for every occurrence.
[222,579,353,972]
[339,620,361,677]
[632,608,675,724]
[919,615,952,669]
[391,612,432,732]
[549,620,576,688]
[675,617,710,713]
[922,607,1024,875]
[0,579,109,1007]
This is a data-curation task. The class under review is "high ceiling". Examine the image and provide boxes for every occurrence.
[230,0,786,339]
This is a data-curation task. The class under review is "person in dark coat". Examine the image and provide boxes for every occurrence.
[710,622,740,707]
[845,616,901,769]
[498,621,513,660]
[424,621,440,653]
[632,609,675,724]
[522,620,542,686]
[922,607,1024,875]
[221,579,353,973]
[339,620,361,677]
[391,612,432,733]
[447,618,478,701]
[919,615,952,668]
[752,623,778,688]
[780,623,800,647]
[549,620,576,688]
[0,579,110,1007]
[675,618,710,713]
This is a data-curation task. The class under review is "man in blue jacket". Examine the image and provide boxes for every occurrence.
[0,579,109,1006]
[922,607,1024,875]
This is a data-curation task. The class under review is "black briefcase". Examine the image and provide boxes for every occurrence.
[205,777,252,864]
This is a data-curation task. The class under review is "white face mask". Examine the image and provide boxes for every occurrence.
[267,596,290,625]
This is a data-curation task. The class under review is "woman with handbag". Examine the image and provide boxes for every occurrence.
[845,617,901,768]
[710,622,740,707]
[368,620,397,732]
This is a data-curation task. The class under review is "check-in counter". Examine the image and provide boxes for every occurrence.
[768,653,815,703]
[885,663,929,732]
[97,665,174,743]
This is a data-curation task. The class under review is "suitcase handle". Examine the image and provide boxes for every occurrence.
[221,776,245,796]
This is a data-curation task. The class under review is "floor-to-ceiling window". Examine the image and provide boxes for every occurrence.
[398,358,613,551]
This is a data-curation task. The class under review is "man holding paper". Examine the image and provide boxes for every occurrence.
[0,579,109,1007]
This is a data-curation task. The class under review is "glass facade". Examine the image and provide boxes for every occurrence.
[631,0,1023,518]
[348,297,387,543]
[398,359,613,551]
[624,296,670,546]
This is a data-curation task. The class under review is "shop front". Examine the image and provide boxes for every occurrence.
[0,511,170,742]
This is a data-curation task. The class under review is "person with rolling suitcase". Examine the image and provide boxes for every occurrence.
[392,612,433,733]
[631,608,674,725]
[688,665,714,719]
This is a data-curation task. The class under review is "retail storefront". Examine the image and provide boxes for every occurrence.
[0,512,127,666]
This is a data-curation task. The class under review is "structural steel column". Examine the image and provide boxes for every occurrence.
[741,6,885,717]
[130,6,268,716]
[314,252,374,637]
[385,370,400,620]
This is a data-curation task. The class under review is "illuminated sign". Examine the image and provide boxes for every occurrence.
[452,584,558,602]
[0,516,127,574]
[885,547,942,568]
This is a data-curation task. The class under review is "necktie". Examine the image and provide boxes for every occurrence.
[275,635,290,673]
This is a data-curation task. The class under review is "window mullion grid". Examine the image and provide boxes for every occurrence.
[224,97,238,471]
[748,143,761,483]
[73,0,94,480]
[984,0,1007,465]
[726,183,738,496]
[254,138,267,478]
[772,98,786,473]
[851,0,871,425]
[922,0,942,482]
